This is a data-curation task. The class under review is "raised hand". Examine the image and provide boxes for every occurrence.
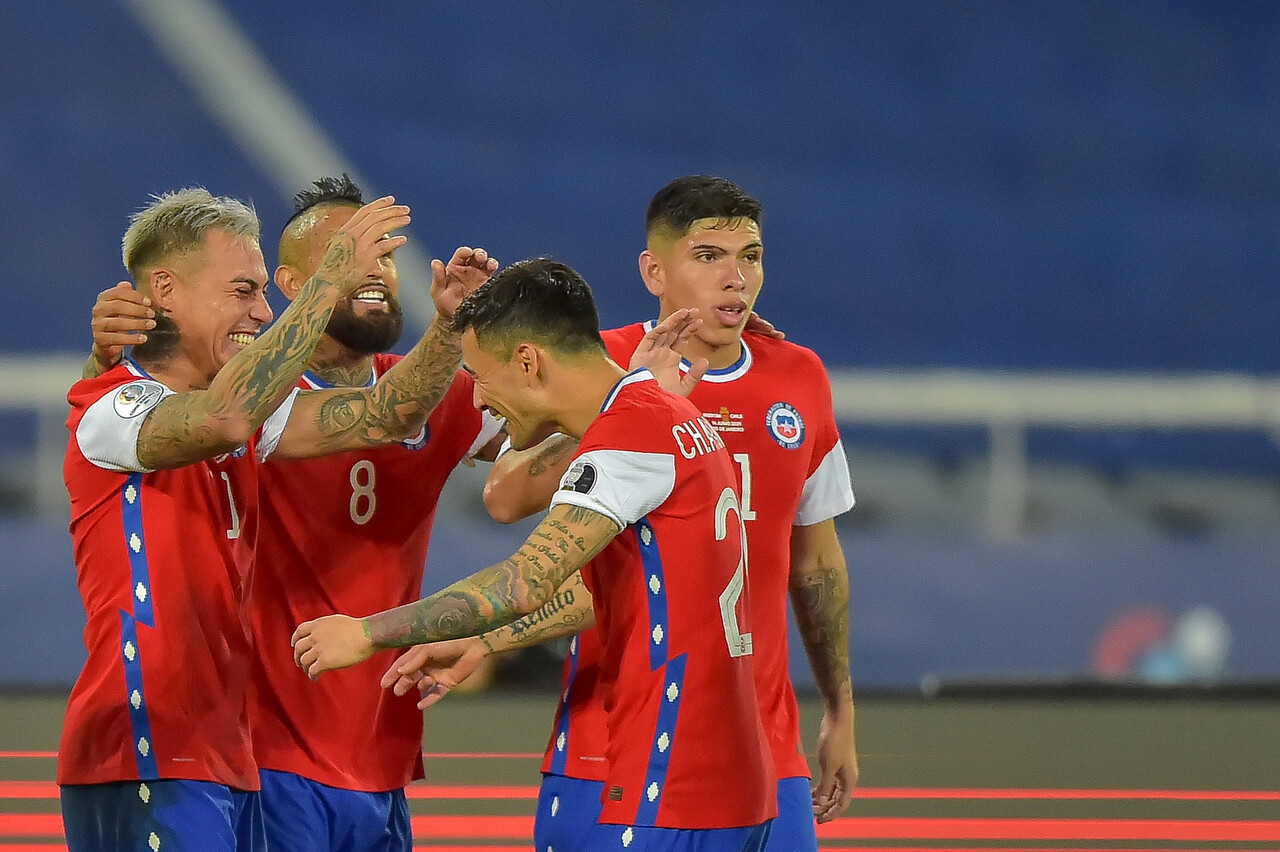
[316,197,411,297]
[379,637,489,710]
[87,282,155,374]
[431,246,498,323]
[629,308,708,397]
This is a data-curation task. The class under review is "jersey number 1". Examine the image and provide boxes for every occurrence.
[715,486,752,657]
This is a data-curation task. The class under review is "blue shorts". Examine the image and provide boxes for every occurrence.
[586,820,773,851]
[536,773,774,852]
[258,769,411,852]
[61,778,265,852]
[764,776,818,852]
[535,773,604,852]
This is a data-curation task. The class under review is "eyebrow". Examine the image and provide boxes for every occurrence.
[690,240,764,253]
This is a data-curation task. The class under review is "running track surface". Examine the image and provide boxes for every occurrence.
[3,751,1278,851]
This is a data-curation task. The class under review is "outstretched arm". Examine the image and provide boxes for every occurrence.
[382,572,595,708]
[259,246,498,459]
[136,198,410,470]
[292,503,620,679]
[789,518,858,821]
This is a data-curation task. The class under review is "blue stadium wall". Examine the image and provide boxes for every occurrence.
[3,2,1279,689]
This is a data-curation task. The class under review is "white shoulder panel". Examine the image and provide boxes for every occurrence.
[549,448,676,528]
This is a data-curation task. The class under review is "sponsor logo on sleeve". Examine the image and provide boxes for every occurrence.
[765,402,805,449]
[113,381,166,419]
[561,460,597,494]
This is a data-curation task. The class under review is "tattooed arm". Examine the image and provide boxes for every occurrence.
[483,432,581,523]
[789,518,859,821]
[271,313,461,458]
[136,198,410,470]
[272,245,497,459]
[292,503,619,679]
[380,572,595,708]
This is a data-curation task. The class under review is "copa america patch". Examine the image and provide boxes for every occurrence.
[561,460,597,494]
[113,381,166,419]
[765,402,805,449]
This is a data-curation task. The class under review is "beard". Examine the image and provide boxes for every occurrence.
[324,293,405,354]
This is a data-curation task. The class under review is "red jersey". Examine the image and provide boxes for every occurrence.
[543,325,856,783]
[548,370,776,829]
[60,360,295,790]
[248,354,498,792]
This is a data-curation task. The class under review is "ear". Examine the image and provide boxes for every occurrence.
[274,265,303,301]
[638,249,664,298]
[513,342,549,389]
[148,269,178,312]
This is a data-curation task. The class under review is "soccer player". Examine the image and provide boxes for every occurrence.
[387,175,859,851]
[292,258,778,852]
[82,175,503,852]
[60,188,465,852]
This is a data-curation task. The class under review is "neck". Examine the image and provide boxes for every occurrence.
[306,334,376,386]
[132,352,212,393]
[550,356,629,440]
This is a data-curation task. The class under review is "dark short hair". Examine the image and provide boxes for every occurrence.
[645,175,763,240]
[281,173,364,236]
[452,258,607,360]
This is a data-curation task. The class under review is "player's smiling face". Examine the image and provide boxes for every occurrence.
[167,228,272,382]
[461,330,555,451]
[302,204,404,353]
[643,217,763,368]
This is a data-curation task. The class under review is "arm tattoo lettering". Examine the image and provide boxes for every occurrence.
[366,506,618,648]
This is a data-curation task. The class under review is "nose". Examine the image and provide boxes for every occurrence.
[251,289,274,324]
[723,260,747,290]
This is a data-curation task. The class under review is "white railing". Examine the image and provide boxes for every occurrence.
[8,356,1280,536]
[830,370,1280,537]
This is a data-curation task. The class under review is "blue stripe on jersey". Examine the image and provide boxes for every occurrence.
[634,652,687,827]
[547,634,581,775]
[634,518,669,672]
[119,611,159,778]
[120,474,154,627]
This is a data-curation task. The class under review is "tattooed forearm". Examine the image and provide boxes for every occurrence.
[790,552,853,707]
[309,315,463,453]
[499,574,593,650]
[134,272,346,469]
[366,504,619,648]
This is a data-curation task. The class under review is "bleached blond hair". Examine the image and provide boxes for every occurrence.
[121,187,259,282]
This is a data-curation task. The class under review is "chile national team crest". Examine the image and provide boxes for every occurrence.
[765,402,805,449]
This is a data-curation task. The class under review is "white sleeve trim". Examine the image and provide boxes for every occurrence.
[466,410,506,459]
[794,439,856,526]
[75,380,175,472]
[548,448,675,528]
[256,388,300,462]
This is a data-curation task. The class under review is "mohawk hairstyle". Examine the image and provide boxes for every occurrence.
[281,173,364,235]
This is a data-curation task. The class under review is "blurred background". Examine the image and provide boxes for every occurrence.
[3,0,1279,694]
